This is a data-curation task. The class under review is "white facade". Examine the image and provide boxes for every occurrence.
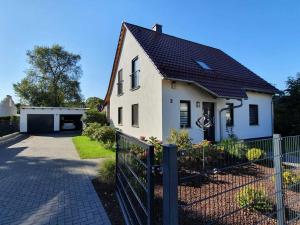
[162,80,273,143]
[20,107,87,132]
[0,95,17,117]
[109,29,163,140]
[108,27,274,143]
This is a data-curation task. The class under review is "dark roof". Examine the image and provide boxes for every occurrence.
[124,22,278,98]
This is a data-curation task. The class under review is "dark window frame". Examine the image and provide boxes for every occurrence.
[131,104,139,127]
[131,56,140,90]
[117,69,123,96]
[180,100,191,128]
[249,104,259,126]
[118,107,123,125]
[226,103,234,127]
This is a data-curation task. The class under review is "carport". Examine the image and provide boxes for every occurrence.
[20,107,88,133]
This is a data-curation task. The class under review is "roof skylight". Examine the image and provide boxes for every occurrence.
[196,60,211,70]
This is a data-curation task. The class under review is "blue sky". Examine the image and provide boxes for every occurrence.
[1,0,299,102]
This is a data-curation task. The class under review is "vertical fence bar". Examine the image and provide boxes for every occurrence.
[273,134,285,225]
[163,144,178,225]
[115,132,120,188]
[147,145,154,225]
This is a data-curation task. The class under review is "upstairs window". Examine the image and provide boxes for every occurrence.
[180,101,191,128]
[118,107,123,125]
[131,57,140,89]
[196,60,211,70]
[226,103,234,127]
[117,69,123,95]
[132,104,139,127]
[249,104,259,125]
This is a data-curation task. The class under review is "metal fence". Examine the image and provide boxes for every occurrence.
[115,131,155,225]
[175,134,300,225]
[115,133,300,225]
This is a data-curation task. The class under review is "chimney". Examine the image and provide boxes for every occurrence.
[152,24,162,33]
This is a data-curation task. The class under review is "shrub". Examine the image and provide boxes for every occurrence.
[167,129,192,150]
[82,109,107,125]
[82,123,116,148]
[97,126,116,145]
[219,138,246,160]
[246,148,263,161]
[148,136,163,163]
[283,170,300,186]
[98,159,116,185]
[82,123,102,137]
[236,186,273,212]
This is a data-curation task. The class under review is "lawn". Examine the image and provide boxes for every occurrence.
[72,136,115,159]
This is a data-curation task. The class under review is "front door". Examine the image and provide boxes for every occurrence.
[202,102,215,142]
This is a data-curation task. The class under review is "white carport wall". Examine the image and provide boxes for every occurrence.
[20,107,88,133]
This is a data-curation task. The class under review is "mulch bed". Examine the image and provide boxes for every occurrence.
[92,178,125,225]
[93,163,300,225]
[154,163,300,225]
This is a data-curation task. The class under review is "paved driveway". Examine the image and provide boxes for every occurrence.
[0,134,111,225]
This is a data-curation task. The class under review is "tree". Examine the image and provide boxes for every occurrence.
[14,45,83,107]
[85,97,103,110]
[274,73,300,136]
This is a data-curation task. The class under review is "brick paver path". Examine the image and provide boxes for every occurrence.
[0,134,111,225]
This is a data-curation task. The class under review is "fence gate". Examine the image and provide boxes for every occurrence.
[172,134,300,225]
[115,132,154,225]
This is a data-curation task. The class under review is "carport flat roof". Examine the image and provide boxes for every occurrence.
[21,106,89,110]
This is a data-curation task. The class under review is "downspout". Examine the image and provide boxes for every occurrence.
[219,99,243,141]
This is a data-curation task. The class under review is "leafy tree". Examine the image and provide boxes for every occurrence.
[14,45,83,106]
[274,73,300,136]
[85,97,103,110]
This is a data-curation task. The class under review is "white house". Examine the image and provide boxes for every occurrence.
[0,95,17,117]
[102,22,278,143]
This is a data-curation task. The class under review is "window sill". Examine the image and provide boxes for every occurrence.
[250,124,259,126]
[130,86,140,91]
[132,125,139,128]
[118,124,123,126]
[117,93,124,97]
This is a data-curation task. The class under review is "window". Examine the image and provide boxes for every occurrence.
[118,107,123,125]
[180,101,191,128]
[249,104,258,125]
[196,60,211,70]
[117,69,123,95]
[131,57,139,89]
[226,103,234,126]
[131,104,139,127]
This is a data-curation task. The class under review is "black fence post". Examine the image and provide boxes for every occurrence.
[163,144,178,225]
[147,145,154,225]
[273,134,285,225]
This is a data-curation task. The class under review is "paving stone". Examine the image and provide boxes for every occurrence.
[0,134,111,225]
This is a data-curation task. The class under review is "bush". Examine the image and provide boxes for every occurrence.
[82,109,107,125]
[97,126,116,147]
[82,123,116,148]
[148,136,163,164]
[236,186,273,212]
[167,129,192,150]
[82,123,102,137]
[219,138,246,160]
[246,148,263,161]
[98,159,116,185]
[282,170,300,186]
